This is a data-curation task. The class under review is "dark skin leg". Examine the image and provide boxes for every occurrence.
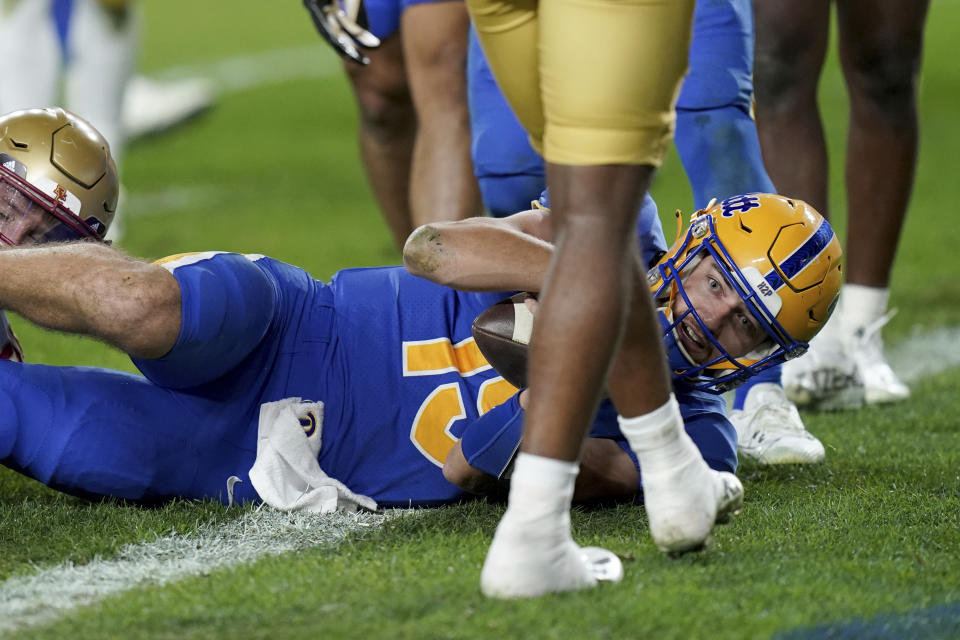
[837,0,930,287]
[521,163,672,461]
[753,0,832,215]
[344,35,417,250]
[754,0,930,288]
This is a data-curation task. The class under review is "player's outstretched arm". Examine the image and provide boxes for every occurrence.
[403,209,553,292]
[0,242,180,358]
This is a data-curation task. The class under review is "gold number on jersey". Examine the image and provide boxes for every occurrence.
[403,337,518,467]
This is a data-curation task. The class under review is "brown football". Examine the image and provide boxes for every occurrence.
[471,293,534,389]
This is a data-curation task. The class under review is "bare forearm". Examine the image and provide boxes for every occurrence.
[0,242,182,358]
[403,212,554,292]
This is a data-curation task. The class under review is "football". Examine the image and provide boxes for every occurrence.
[471,293,534,389]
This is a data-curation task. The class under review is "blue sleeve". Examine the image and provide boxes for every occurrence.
[132,252,279,389]
[537,189,666,268]
[460,391,524,478]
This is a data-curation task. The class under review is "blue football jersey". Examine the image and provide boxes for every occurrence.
[317,266,518,506]
[0,252,734,508]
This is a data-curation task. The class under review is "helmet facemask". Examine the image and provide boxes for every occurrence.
[0,157,105,246]
[652,213,808,394]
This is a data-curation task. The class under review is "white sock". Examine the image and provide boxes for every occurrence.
[0,0,60,113]
[617,394,695,474]
[501,452,577,527]
[482,453,594,597]
[839,284,890,332]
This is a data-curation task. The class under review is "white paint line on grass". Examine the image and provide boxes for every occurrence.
[148,44,341,94]
[887,326,960,384]
[123,184,225,219]
[0,508,407,634]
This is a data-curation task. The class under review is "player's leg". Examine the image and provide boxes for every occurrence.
[63,0,138,156]
[536,0,741,557]
[829,0,930,405]
[753,0,860,411]
[343,34,417,249]
[0,361,261,504]
[61,0,138,243]
[677,0,822,464]
[753,0,831,215]
[468,0,602,598]
[467,27,545,216]
[401,1,482,226]
[0,0,60,113]
[675,0,774,209]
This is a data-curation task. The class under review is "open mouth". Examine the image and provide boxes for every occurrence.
[678,319,706,354]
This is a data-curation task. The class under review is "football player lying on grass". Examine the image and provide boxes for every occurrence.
[0,108,713,513]
[404,191,843,501]
[1,108,678,513]
[0,108,839,532]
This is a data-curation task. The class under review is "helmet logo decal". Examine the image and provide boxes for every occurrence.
[741,266,783,317]
[764,218,836,291]
[33,176,82,214]
[719,194,761,218]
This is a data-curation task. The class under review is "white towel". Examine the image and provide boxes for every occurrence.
[248,397,377,513]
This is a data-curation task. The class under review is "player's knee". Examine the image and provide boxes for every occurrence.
[754,50,812,109]
[354,90,415,142]
[347,54,414,139]
[847,55,919,121]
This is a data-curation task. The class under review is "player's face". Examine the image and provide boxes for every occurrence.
[0,182,57,245]
[671,254,768,364]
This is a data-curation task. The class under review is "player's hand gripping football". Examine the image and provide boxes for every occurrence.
[304,0,381,65]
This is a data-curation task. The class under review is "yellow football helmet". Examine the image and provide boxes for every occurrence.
[0,107,117,246]
[648,193,843,393]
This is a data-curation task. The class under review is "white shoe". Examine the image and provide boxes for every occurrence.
[783,320,865,411]
[480,512,620,598]
[643,453,743,554]
[730,383,825,464]
[122,74,216,141]
[849,311,910,405]
[784,310,908,410]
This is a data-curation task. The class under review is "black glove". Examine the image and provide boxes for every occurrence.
[304,0,381,65]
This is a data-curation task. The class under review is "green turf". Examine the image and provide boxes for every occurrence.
[1,0,959,637]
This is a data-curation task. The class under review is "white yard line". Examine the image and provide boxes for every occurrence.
[886,326,960,384]
[0,508,405,634]
[146,44,341,93]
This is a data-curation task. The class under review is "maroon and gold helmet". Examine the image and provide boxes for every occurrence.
[0,107,118,246]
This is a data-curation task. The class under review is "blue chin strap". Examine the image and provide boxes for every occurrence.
[653,217,808,394]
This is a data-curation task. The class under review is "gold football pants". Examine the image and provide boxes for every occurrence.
[467,0,694,166]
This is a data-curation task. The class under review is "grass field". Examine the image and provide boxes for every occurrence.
[1,1,959,638]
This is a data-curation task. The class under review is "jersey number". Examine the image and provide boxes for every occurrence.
[403,337,518,467]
